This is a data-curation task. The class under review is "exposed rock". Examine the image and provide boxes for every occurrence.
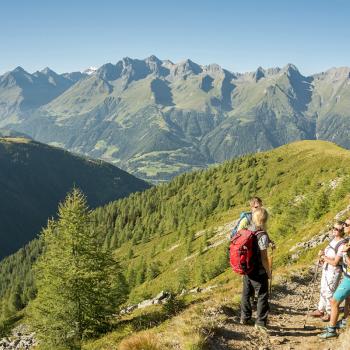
[0,325,37,350]
[120,285,218,315]
[329,177,342,190]
[293,194,306,204]
[121,291,172,314]
[201,285,218,293]
[289,204,350,262]
[154,290,169,302]
[138,299,154,309]
[189,287,202,293]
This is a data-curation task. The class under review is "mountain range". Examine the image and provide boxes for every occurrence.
[0,136,149,259]
[1,56,349,181]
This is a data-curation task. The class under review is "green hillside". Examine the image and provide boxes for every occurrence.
[1,58,349,182]
[1,140,350,347]
[0,137,150,259]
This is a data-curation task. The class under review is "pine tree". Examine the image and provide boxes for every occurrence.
[28,189,128,349]
[177,265,190,291]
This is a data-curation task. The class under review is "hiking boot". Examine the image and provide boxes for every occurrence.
[321,314,330,322]
[308,309,324,317]
[254,323,268,333]
[335,318,347,329]
[240,318,254,325]
[318,326,337,339]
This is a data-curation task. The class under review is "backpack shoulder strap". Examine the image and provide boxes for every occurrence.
[230,212,252,239]
[335,239,347,254]
[243,212,252,224]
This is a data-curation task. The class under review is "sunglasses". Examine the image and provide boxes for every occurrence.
[333,227,342,231]
[345,223,350,227]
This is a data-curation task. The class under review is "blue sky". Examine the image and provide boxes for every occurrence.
[1,0,349,75]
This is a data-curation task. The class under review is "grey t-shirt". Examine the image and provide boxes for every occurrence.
[256,231,270,275]
[258,233,269,251]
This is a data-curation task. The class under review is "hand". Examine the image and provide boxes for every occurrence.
[342,245,350,253]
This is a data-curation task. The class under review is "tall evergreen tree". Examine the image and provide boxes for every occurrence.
[28,189,128,349]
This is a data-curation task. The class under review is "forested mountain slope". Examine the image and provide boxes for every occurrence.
[0,137,150,259]
[1,140,350,334]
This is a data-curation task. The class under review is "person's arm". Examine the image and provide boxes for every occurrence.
[323,243,346,266]
[323,255,342,267]
[260,249,272,279]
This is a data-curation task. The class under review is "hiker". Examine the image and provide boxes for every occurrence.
[240,207,272,331]
[230,197,263,307]
[340,218,350,326]
[230,197,263,238]
[319,220,350,339]
[308,221,346,322]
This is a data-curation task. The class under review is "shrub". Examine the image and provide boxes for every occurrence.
[162,294,186,316]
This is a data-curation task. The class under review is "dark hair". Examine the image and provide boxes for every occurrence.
[335,221,345,235]
[249,197,263,206]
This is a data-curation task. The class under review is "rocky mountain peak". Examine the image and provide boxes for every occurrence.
[40,67,57,76]
[83,67,98,75]
[266,67,281,76]
[315,67,350,82]
[171,59,203,78]
[145,55,162,64]
[0,66,33,87]
[97,63,121,81]
[253,66,265,82]
[12,66,27,74]
[282,63,301,77]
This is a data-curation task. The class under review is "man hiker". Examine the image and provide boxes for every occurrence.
[319,219,350,339]
[230,197,263,238]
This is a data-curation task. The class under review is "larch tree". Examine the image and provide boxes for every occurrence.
[29,189,128,350]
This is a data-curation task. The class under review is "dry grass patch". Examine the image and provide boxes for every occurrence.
[118,332,162,350]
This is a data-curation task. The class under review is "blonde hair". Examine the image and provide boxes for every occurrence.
[252,207,268,230]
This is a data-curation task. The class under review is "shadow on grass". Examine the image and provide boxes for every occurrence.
[0,314,23,338]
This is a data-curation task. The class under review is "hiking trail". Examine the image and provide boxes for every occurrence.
[207,268,348,350]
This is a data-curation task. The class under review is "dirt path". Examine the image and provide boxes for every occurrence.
[208,269,345,350]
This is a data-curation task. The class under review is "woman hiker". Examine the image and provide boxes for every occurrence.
[240,207,272,332]
[308,221,346,322]
[319,219,350,339]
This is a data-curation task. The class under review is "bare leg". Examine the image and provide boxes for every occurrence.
[343,297,350,319]
[329,298,341,327]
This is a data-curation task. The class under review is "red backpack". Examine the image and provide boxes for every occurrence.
[229,229,265,275]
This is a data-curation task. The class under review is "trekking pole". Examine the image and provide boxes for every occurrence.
[303,259,321,329]
[268,242,275,297]
[269,246,274,296]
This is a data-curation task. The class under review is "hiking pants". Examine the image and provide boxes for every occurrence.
[318,265,342,314]
[241,272,269,326]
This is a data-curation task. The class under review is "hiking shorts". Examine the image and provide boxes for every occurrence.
[333,276,350,303]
